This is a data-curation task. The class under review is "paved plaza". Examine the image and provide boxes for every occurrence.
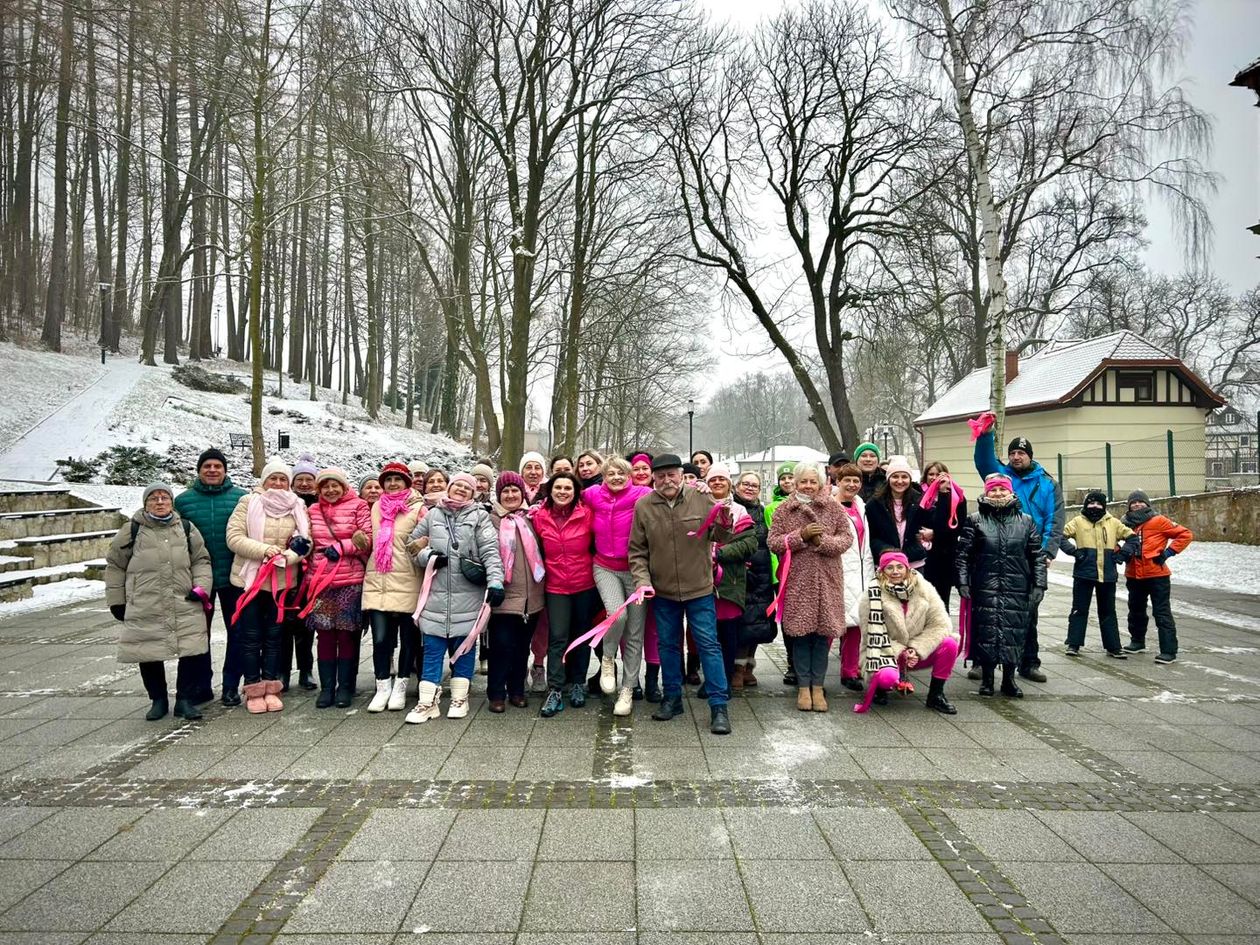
[1,581,1259,945]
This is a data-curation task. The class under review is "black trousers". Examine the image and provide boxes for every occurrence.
[716,617,740,689]
[368,610,420,680]
[1066,579,1120,652]
[1126,576,1177,657]
[545,588,598,690]
[1020,598,1042,673]
[487,611,540,702]
[282,615,314,680]
[238,594,284,683]
[206,585,245,693]
[139,657,197,701]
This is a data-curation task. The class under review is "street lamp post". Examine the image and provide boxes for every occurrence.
[688,399,695,457]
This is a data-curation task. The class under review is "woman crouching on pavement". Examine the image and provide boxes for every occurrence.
[406,473,504,722]
[106,482,214,721]
[855,551,959,714]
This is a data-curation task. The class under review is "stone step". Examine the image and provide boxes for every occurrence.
[0,560,105,604]
[0,555,35,574]
[0,486,93,515]
[0,507,126,541]
[3,529,119,570]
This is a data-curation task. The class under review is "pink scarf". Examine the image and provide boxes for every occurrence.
[843,502,865,550]
[239,488,310,587]
[374,489,412,574]
[439,493,473,514]
[499,509,545,584]
[920,478,965,529]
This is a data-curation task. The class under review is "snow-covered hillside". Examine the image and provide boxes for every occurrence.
[0,341,471,485]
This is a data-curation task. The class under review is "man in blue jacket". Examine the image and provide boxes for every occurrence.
[173,448,248,705]
[974,423,1065,682]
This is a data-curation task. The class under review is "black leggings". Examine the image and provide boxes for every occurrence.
[545,588,599,690]
[368,610,420,680]
[238,594,284,683]
[487,611,540,701]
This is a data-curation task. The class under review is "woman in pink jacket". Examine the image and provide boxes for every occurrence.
[530,472,599,717]
[306,468,373,708]
[584,455,653,715]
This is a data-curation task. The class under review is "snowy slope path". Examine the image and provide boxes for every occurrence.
[0,356,151,481]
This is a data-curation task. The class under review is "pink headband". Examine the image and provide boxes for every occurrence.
[630,453,651,467]
[879,551,910,570]
[984,475,1013,493]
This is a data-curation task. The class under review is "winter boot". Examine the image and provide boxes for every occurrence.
[810,686,828,712]
[652,693,684,721]
[405,681,442,724]
[263,679,284,712]
[796,687,813,712]
[978,665,995,698]
[841,676,864,692]
[145,698,170,721]
[644,664,662,703]
[614,686,634,717]
[173,697,203,720]
[1000,664,1024,699]
[334,659,356,708]
[730,664,746,691]
[967,665,983,681]
[925,677,957,715]
[569,682,587,708]
[600,656,617,695]
[221,688,242,708]
[298,668,317,691]
[744,658,759,688]
[368,678,392,713]
[387,676,408,711]
[315,660,336,709]
[447,678,471,719]
[243,682,269,714]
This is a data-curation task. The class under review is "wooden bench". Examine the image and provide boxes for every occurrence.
[229,433,250,450]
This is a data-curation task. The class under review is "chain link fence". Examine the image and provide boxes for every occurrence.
[1055,428,1208,503]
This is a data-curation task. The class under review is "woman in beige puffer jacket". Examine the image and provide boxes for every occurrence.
[225,458,311,713]
[105,483,213,722]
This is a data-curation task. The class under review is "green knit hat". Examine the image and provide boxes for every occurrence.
[853,442,880,460]
[776,462,795,479]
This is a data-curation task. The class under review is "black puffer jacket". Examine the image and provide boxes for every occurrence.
[955,496,1046,666]
[866,485,929,563]
[735,495,776,646]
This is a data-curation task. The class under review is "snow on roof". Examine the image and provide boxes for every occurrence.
[916,331,1184,425]
[730,445,829,464]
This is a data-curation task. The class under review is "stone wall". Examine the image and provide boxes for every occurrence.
[1105,487,1260,545]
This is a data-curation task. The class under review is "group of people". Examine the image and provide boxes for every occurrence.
[103,411,1194,734]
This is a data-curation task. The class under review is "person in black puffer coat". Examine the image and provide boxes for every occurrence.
[956,474,1046,698]
[734,471,776,689]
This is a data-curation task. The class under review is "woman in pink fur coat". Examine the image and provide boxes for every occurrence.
[767,462,853,713]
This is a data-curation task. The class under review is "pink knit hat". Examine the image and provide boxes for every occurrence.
[885,455,914,478]
[879,551,910,571]
[448,472,478,494]
[984,474,1014,493]
[706,463,732,482]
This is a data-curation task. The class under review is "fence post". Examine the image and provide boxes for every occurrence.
[1105,443,1113,499]
[1166,429,1176,496]
[1057,452,1064,490]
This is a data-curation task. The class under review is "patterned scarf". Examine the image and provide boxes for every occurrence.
[374,489,412,574]
[864,582,900,674]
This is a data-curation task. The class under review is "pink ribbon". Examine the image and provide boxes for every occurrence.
[765,544,792,622]
[231,556,287,626]
[967,411,995,442]
[687,501,733,538]
[190,585,213,614]
[499,513,545,585]
[451,599,493,660]
[563,586,653,659]
[297,555,341,619]
[920,478,966,530]
[410,556,440,625]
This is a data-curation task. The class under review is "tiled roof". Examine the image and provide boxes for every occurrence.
[916,331,1183,424]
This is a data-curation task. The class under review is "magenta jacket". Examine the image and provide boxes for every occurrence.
[530,501,597,595]
[309,491,373,587]
[584,482,653,572]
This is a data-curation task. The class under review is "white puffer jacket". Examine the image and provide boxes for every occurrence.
[841,497,875,628]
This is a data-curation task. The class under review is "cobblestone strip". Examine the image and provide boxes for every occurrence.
[6,774,1258,813]
[902,805,1066,945]
[207,802,371,944]
[984,698,1143,783]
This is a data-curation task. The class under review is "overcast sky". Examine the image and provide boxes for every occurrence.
[693,0,1260,380]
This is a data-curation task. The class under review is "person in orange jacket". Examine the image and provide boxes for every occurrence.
[1121,490,1193,664]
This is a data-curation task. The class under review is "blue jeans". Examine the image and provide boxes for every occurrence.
[654,595,728,706]
[421,634,477,685]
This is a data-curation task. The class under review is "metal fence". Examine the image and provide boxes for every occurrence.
[1055,428,1202,502]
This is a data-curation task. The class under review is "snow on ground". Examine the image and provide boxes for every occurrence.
[0,341,106,452]
[0,578,104,615]
[66,483,150,515]
[1053,540,1260,596]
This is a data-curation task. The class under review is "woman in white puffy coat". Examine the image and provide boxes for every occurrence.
[836,463,875,691]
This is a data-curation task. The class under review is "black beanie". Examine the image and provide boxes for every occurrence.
[197,447,228,471]
[1008,436,1033,458]
[1127,489,1151,507]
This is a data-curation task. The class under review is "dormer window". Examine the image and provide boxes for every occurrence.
[1116,371,1155,403]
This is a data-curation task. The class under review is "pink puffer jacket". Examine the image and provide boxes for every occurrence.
[530,501,596,595]
[584,482,652,572]
[309,491,373,587]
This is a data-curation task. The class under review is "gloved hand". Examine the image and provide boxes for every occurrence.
[351,530,371,552]
[323,545,341,562]
[289,535,312,557]
[957,585,970,600]
[1030,586,1045,605]
[1154,548,1176,566]
[431,552,448,570]
[486,585,506,607]
[110,604,126,621]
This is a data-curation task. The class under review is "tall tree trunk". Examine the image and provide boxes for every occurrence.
[41,0,74,351]
[86,9,114,351]
[109,4,135,351]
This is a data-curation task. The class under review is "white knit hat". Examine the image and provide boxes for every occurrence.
[259,458,292,484]
[519,451,546,473]
[885,455,914,478]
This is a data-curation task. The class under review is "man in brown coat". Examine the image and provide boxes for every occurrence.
[629,453,735,734]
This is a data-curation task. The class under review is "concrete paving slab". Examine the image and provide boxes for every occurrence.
[283,860,427,933]
[187,807,325,861]
[999,861,1171,933]
[404,860,530,932]
[339,809,455,861]
[636,809,732,859]
[842,860,990,932]
[741,859,869,932]
[637,859,754,931]
[0,860,168,931]
[0,808,143,860]
[722,808,832,859]
[1104,863,1260,935]
[522,860,634,931]
[538,809,633,861]
[104,858,273,931]
[815,808,931,860]
[88,808,232,861]
[438,808,544,860]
